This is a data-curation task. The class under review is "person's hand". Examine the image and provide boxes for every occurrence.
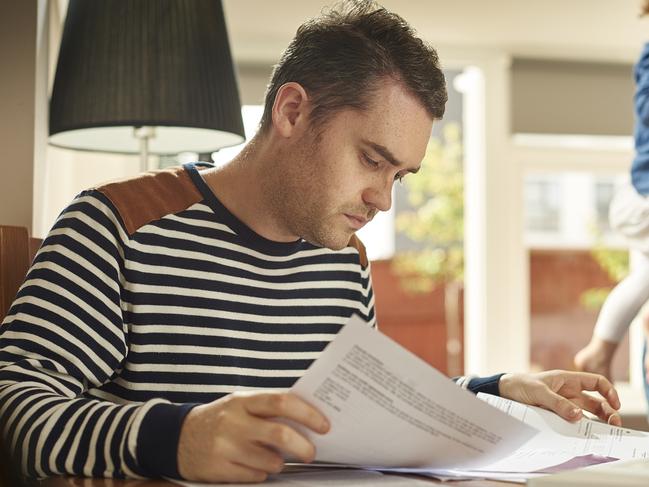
[499,370,621,426]
[573,336,618,380]
[177,391,330,483]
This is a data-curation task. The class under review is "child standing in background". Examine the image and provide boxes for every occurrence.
[574,2,649,411]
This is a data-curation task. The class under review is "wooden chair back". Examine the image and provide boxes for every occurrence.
[0,226,42,320]
[0,226,41,484]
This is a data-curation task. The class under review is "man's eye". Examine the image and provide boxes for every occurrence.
[363,153,379,167]
[394,173,405,184]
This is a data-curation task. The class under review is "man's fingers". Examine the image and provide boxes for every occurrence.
[607,411,623,426]
[574,392,620,425]
[244,393,330,434]
[233,442,285,474]
[593,376,621,410]
[250,416,317,463]
[537,387,582,422]
[567,372,621,410]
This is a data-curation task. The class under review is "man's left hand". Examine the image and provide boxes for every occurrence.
[498,370,622,426]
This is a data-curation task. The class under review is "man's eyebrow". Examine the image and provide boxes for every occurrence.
[363,140,420,173]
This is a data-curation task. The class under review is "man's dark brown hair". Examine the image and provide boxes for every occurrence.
[642,0,649,16]
[258,0,447,134]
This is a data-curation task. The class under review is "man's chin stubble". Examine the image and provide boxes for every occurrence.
[303,229,352,251]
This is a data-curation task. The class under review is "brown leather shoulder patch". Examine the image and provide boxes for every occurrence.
[95,167,203,235]
[347,234,369,268]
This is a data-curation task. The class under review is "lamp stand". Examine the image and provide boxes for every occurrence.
[134,126,156,172]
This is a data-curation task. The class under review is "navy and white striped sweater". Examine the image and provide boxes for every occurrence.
[0,162,501,479]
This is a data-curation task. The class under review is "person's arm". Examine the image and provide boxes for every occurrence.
[453,371,621,425]
[0,190,331,482]
[0,191,194,479]
[574,251,649,379]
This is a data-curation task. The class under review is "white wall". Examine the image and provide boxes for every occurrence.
[37,148,139,237]
[0,0,39,231]
[223,0,649,64]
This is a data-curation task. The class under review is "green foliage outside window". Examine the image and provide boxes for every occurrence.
[392,122,464,375]
[392,122,464,290]
[580,241,629,310]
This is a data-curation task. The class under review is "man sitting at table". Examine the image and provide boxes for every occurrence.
[0,0,622,483]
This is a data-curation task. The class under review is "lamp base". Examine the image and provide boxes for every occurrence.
[134,126,156,172]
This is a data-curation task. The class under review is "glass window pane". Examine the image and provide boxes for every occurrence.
[525,178,560,232]
[525,171,630,383]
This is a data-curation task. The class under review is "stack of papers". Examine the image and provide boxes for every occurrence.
[527,458,649,486]
[287,315,649,482]
[289,315,537,471]
[467,393,649,477]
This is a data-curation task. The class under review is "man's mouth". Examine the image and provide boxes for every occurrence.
[344,214,369,230]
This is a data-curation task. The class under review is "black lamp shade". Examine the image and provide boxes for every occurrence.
[49,0,245,155]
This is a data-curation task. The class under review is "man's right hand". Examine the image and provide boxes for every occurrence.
[177,391,330,483]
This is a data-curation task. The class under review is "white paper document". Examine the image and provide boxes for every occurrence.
[288,315,538,469]
[467,394,649,474]
[528,458,649,486]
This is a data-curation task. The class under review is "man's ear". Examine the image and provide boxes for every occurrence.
[271,82,310,138]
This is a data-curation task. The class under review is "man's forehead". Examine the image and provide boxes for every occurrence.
[360,84,433,159]
[355,113,432,167]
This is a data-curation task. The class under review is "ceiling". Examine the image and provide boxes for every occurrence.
[223,0,649,65]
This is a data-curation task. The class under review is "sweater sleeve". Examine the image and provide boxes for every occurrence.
[453,374,505,396]
[635,43,649,125]
[0,191,191,479]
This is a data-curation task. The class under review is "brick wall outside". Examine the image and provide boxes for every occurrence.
[529,250,631,382]
[370,259,463,374]
[371,249,631,382]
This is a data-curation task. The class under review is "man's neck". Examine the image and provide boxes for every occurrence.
[201,139,299,243]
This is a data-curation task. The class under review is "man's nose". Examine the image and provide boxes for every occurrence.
[362,181,392,213]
